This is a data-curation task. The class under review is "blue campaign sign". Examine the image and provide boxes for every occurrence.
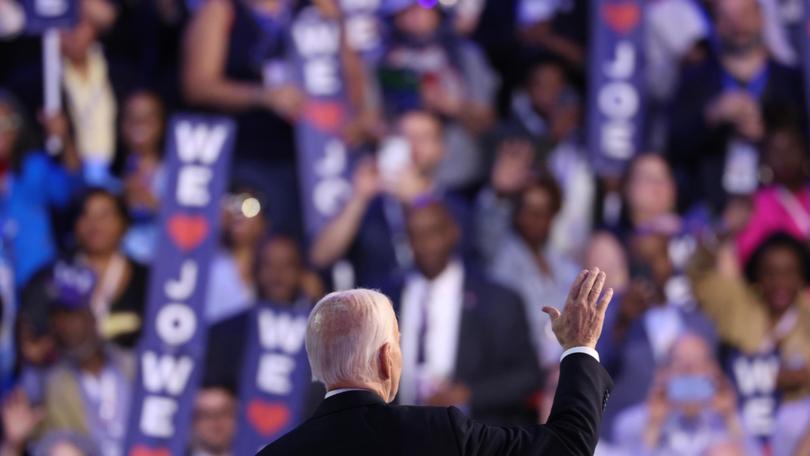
[24,0,79,33]
[723,347,781,444]
[291,5,357,240]
[801,0,810,134]
[234,304,312,453]
[587,0,645,176]
[340,0,383,62]
[123,115,235,456]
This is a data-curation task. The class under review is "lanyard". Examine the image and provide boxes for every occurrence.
[722,63,771,100]
[776,186,810,236]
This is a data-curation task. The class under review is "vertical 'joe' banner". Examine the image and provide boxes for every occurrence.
[723,347,781,448]
[23,0,78,32]
[124,115,235,455]
[587,0,645,176]
[340,0,383,62]
[234,304,311,453]
[291,6,356,240]
[802,0,810,134]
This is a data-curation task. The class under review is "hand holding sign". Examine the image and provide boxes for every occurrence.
[542,268,614,351]
[261,85,306,122]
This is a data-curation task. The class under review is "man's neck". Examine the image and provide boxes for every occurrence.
[79,349,106,376]
[721,47,768,82]
[83,252,117,274]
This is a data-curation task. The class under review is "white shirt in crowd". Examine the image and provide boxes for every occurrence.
[398,260,465,405]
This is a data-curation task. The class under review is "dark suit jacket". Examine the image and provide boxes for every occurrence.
[383,269,542,424]
[258,353,613,456]
[667,54,805,213]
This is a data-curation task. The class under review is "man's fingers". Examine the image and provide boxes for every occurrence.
[597,287,614,315]
[588,271,606,306]
[567,270,588,303]
[578,267,600,302]
[542,306,561,321]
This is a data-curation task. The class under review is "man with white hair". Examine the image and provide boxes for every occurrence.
[258,268,614,455]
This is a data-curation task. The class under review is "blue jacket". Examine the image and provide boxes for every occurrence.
[3,152,80,288]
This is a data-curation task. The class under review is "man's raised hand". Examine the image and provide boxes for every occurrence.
[542,268,613,350]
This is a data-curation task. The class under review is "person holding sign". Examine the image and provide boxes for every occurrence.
[182,0,305,235]
[0,91,81,289]
[688,232,810,444]
[259,267,613,455]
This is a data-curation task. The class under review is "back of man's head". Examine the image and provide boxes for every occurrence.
[306,289,399,397]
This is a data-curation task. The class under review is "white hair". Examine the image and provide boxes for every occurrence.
[305,289,397,387]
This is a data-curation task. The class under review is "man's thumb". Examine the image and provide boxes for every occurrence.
[542,306,561,321]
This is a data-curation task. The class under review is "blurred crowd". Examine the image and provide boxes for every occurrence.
[1,0,810,454]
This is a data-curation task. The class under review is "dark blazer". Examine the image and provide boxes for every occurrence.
[667,54,805,213]
[382,268,542,424]
[258,353,613,456]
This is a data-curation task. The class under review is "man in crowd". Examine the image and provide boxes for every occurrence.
[668,0,805,213]
[612,333,754,454]
[384,199,541,424]
[189,385,237,456]
[40,262,134,456]
[310,110,469,288]
[205,235,317,390]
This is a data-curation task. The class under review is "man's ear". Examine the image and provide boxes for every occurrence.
[378,342,392,381]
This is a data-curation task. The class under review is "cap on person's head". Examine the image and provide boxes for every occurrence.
[47,261,96,312]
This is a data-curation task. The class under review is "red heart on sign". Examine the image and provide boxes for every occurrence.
[247,399,291,436]
[602,2,640,34]
[130,445,171,456]
[304,101,345,134]
[167,214,209,251]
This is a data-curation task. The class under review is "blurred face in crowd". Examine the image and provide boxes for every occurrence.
[665,334,718,415]
[0,101,20,161]
[629,232,673,290]
[764,129,808,190]
[399,111,444,176]
[703,441,747,456]
[192,387,237,455]
[222,193,266,249]
[76,193,127,256]
[756,245,805,315]
[50,308,100,364]
[527,63,567,117]
[246,0,283,15]
[60,21,97,62]
[714,0,764,55]
[47,441,86,456]
[257,237,303,304]
[514,182,559,250]
[407,202,459,280]
[394,5,441,40]
[122,91,164,155]
[669,334,715,377]
[585,233,630,291]
[626,154,676,222]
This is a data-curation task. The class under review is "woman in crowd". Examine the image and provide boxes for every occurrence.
[119,90,166,263]
[689,232,810,402]
[205,189,266,323]
[737,121,810,264]
[488,175,579,368]
[0,91,81,290]
[22,189,147,349]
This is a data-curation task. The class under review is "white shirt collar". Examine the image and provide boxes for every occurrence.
[324,388,369,399]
